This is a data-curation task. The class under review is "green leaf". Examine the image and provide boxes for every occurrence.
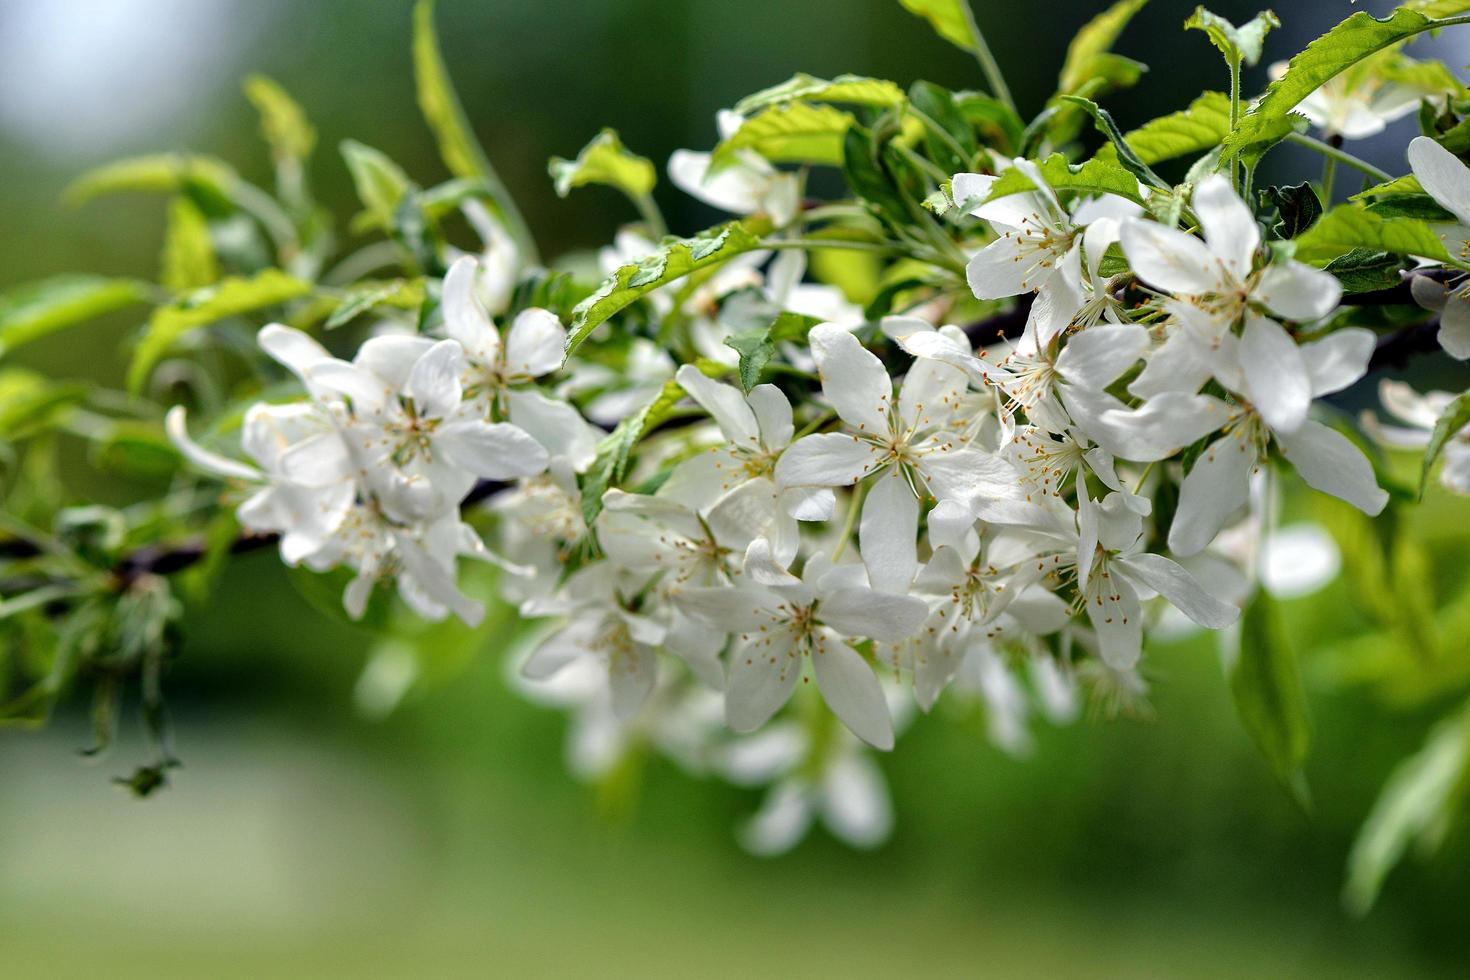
[243,74,316,165]
[1343,699,1470,916]
[1420,390,1470,497]
[324,278,427,330]
[566,221,767,357]
[1321,248,1406,294]
[1095,91,1232,166]
[580,370,719,525]
[160,197,219,292]
[129,269,312,393]
[1183,7,1280,67]
[1354,172,1453,221]
[341,139,412,232]
[62,154,238,208]
[1059,95,1168,191]
[896,0,977,51]
[1058,0,1149,93]
[549,128,657,200]
[984,152,1145,206]
[955,92,1025,153]
[1291,203,1451,264]
[1226,6,1466,160]
[909,80,979,174]
[413,0,535,264]
[724,312,820,392]
[1231,589,1312,802]
[734,73,906,116]
[1259,181,1322,238]
[711,101,855,171]
[0,368,85,439]
[0,275,150,356]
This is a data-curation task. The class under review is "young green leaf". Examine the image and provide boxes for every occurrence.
[1259,181,1322,238]
[0,275,150,356]
[896,0,977,51]
[734,73,906,116]
[909,80,978,174]
[1057,0,1149,94]
[549,128,657,201]
[129,269,312,393]
[1183,7,1280,67]
[243,74,317,166]
[1095,91,1232,166]
[325,279,427,330]
[1231,588,1312,803]
[724,312,820,392]
[160,197,219,293]
[0,368,85,439]
[1420,390,1470,498]
[1226,6,1469,160]
[1343,698,1470,916]
[1291,203,1452,264]
[1321,248,1406,294]
[62,154,238,208]
[710,101,855,172]
[566,221,767,357]
[341,139,412,232]
[984,152,1146,205]
[1059,95,1169,191]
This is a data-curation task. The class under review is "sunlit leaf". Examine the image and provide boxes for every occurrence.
[1095,91,1231,166]
[1058,0,1150,93]
[983,152,1145,205]
[243,74,317,165]
[549,128,657,200]
[711,102,855,171]
[129,269,312,393]
[160,197,219,293]
[1183,7,1280,67]
[1291,203,1451,264]
[341,139,412,233]
[566,221,767,357]
[735,73,906,116]
[0,275,150,356]
[895,0,977,51]
[62,154,238,208]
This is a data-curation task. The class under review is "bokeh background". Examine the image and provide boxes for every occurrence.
[2,1,1468,976]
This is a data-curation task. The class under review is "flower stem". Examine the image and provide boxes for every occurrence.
[634,192,668,240]
[1284,133,1392,184]
[830,479,868,561]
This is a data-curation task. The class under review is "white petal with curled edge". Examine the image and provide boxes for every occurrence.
[675,364,759,447]
[504,308,567,378]
[257,324,330,382]
[504,388,598,471]
[926,498,979,556]
[782,485,836,522]
[436,420,549,480]
[1119,217,1220,295]
[354,334,437,389]
[812,631,894,750]
[1293,329,1372,400]
[725,632,802,733]
[441,256,500,361]
[810,324,892,433]
[859,471,919,594]
[1086,573,1143,670]
[1254,261,1342,322]
[1115,553,1239,629]
[819,588,928,644]
[1055,323,1148,390]
[1409,135,1470,226]
[820,750,893,848]
[1072,388,1229,462]
[747,383,794,449]
[1168,434,1256,556]
[1239,316,1311,435]
[166,407,262,482]
[774,433,883,488]
[608,643,657,721]
[1276,419,1389,516]
[1193,174,1259,282]
[277,432,354,487]
[950,171,998,211]
[667,149,762,214]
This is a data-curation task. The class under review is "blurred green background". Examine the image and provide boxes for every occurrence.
[2,1,1469,976]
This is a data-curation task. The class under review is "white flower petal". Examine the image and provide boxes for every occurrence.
[774,433,884,488]
[812,631,894,750]
[442,255,499,359]
[1119,217,1221,295]
[404,339,464,419]
[819,588,928,643]
[1116,553,1239,629]
[676,364,760,447]
[859,471,919,593]
[820,751,893,847]
[811,325,892,433]
[747,384,795,449]
[436,420,549,480]
[1439,290,1470,359]
[608,643,656,721]
[1302,327,1374,396]
[1255,260,1343,322]
[1408,135,1470,227]
[1086,573,1143,670]
[1239,315,1311,435]
[1168,434,1255,556]
[1055,323,1148,389]
[504,308,567,378]
[725,632,802,732]
[1276,419,1389,515]
[1193,174,1259,282]
[165,406,262,482]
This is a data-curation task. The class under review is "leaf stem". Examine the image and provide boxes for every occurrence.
[1228,57,1242,194]
[633,192,669,240]
[1284,133,1392,184]
[960,1,1015,114]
